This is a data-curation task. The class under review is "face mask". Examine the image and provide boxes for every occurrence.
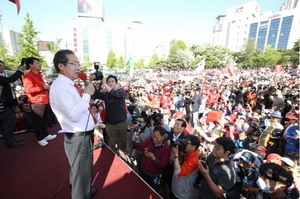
[256,177,275,193]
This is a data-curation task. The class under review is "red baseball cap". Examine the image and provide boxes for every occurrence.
[256,146,267,151]
[267,153,282,166]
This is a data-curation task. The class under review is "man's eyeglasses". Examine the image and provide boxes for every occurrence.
[67,62,80,67]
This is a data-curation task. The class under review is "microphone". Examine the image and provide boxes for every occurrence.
[79,72,89,86]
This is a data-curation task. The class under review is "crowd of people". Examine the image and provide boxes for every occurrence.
[0,54,299,199]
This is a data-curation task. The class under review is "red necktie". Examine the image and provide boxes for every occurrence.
[74,84,97,124]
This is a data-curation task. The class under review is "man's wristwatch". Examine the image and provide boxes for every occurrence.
[174,156,179,158]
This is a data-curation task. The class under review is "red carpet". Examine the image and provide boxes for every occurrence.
[0,124,162,199]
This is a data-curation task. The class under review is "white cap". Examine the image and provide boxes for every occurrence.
[282,157,294,167]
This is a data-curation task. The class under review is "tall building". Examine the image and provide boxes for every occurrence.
[280,0,299,11]
[212,1,300,51]
[249,2,300,50]
[71,18,127,64]
[70,0,148,67]
[212,1,260,52]
[1,28,22,57]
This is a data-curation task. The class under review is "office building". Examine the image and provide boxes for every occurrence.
[212,1,260,52]
[212,0,300,51]
[249,1,300,50]
[1,28,22,57]
[280,0,299,11]
[70,0,148,66]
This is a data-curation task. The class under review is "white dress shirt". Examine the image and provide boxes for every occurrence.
[49,74,94,132]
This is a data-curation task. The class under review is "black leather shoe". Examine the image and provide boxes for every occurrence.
[7,141,26,148]
[91,188,97,198]
[15,138,24,142]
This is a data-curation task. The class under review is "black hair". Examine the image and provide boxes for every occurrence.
[0,60,3,64]
[20,58,26,65]
[215,137,235,155]
[53,49,75,73]
[106,75,118,83]
[176,118,187,128]
[90,104,98,109]
[25,57,39,70]
[259,163,294,188]
[138,115,147,123]
[153,126,166,137]
[186,134,200,151]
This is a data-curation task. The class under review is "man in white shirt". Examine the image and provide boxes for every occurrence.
[49,49,97,199]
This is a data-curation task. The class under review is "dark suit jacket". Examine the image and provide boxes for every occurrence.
[0,70,23,107]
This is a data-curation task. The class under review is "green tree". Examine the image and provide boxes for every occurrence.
[18,13,46,70]
[191,44,232,68]
[233,37,259,68]
[168,40,187,64]
[134,58,145,69]
[290,41,299,67]
[263,46,282,66]
[175,49,194,68]
[148,55,159,68]
[116,55,125,69]
[0,41,18,70]
[81,55,93,72]
[106,50,117,69]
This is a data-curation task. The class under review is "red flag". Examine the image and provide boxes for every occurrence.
[227,61,235,77]
[9,0,21,14]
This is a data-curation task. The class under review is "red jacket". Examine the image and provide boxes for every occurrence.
[135,137,170,175]
[23,70,49,104]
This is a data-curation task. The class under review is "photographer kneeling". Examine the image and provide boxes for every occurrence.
[171,134,200,199]
[127,116,151,173]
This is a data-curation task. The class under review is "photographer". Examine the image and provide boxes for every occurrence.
[171,135,200,199]
[129,116,151,174]
[134,126,170,192]
[96,75,127,159]
[162,118,187,198]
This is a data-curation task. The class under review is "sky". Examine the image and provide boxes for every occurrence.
[0,0,284,48]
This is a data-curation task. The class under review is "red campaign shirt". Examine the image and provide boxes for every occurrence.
[23,70,49,104]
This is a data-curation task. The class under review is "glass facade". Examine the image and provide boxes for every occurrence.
[277,15,293,49]
[256,20,269,49]
[82,26,89,55]
[249,23,258,41]
[266,18,280,48]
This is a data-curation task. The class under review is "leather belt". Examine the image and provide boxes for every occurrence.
[65,129,94,137]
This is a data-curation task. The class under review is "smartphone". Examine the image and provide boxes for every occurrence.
[201,160,207,169]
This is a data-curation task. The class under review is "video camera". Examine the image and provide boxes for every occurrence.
[171,138,187,152]
[93,62,104,80]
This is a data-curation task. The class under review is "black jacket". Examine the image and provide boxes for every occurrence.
[0,70,23,107]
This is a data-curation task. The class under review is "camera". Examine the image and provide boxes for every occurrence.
[93,62,104,80]
[243,167,257,187]
[171,138,187,151]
